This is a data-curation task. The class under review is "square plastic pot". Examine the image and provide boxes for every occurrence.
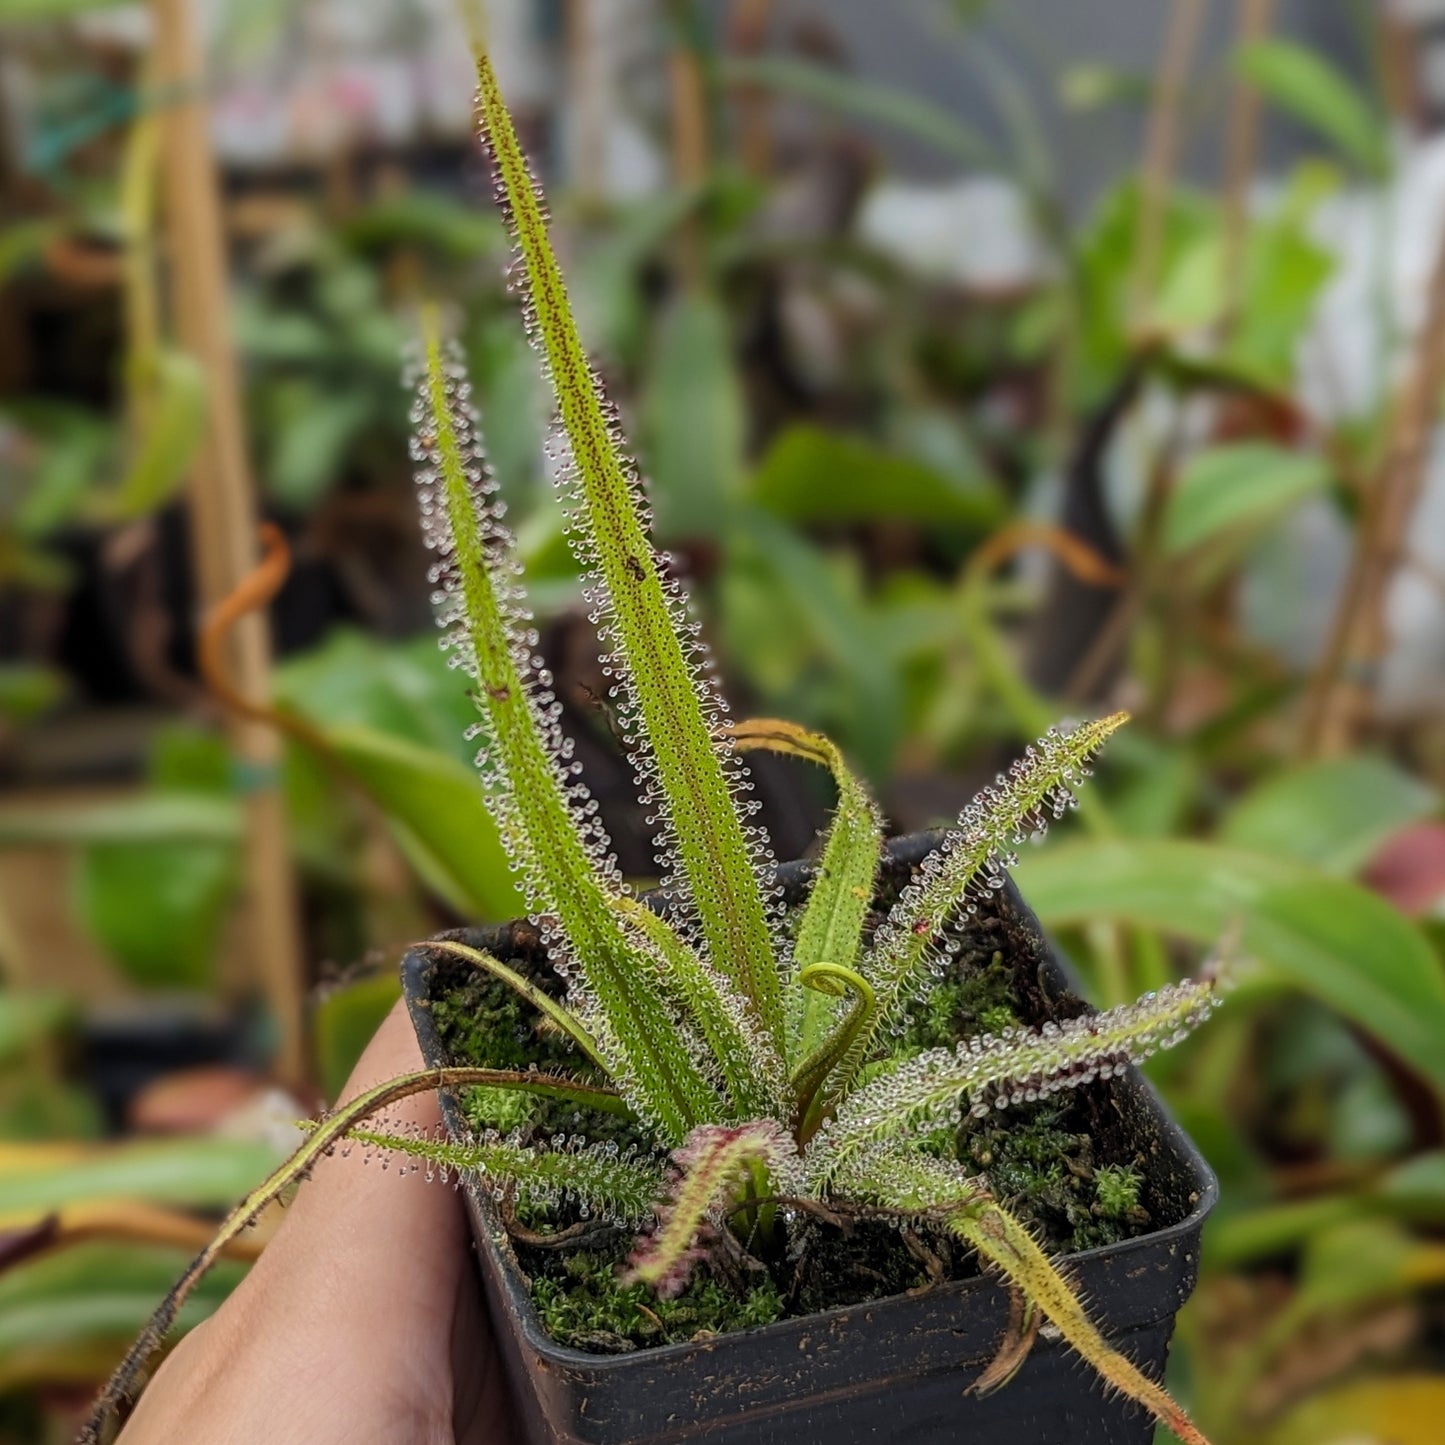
[402,832,1216,1445]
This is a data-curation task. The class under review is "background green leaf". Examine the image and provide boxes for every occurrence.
[644,292,746,539]
[73,838,238,990]
[751,424,1002,529]
[107,348,207,521]
[1222,756,1438,875]
[1163,443,1331,555]
[1237,39,1388,176]
[1014,839,1445,1091]
[0,1244,247,1392]
[323,724,523,921]
[0,1137,282,1218]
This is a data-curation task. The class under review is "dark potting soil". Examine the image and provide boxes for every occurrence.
[424,871,1165,1355]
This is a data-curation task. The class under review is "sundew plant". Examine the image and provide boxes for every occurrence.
[84,27,1223,1445]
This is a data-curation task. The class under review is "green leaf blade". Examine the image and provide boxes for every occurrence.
[471,51,781,1047]
[1163,443,1331,555]
[1221,756,1438,875]
[1237,39,1389,176]
[412,312,721,1141]
[1014,838,1445,1092]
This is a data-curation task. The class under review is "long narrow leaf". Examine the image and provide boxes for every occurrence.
[833,1149,1210,1445]
[728,719,883,1054]
[411,313,718,1140]
[626,1121,797,1297]
[344,1125,662,1222]
[859,715,1125,1060]
[80,1065,625,1444]
[469,43,782,1048]
[812,973,1220,1184]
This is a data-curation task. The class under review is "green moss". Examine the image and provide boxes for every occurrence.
[1094,1163,1144,1219]
[885,945,1153,1255]
[904,950,1018,1051]
[430,962,652,1149]
[528,1246,784,1352]
[960,1104,1149,1251]
[427,922,1157,1350]
[977,1004,1019,1035]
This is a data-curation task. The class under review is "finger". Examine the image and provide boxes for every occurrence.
[246,998,470,1308]
[123,1000,479,1444]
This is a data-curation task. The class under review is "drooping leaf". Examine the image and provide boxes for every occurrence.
[1237,39,1389,176]
[1163,443,1332,556]
[1222,756,1438,876]
[1014,839,1445,1091]
[82,1064,629,1442]
[834,1149,1208,1445]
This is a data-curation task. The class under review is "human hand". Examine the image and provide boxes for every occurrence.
[117,1001,516,1445]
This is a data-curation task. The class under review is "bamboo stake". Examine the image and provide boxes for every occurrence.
[1132,0,1209,331]
[668,40,709,289]
[1220,0,1277,331]
[151,0,308,1088]
[564,0,608,211]
[729,0,775,178]
[1303,227,1445,755]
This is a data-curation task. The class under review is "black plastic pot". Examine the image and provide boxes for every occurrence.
[403,832,1216,1445]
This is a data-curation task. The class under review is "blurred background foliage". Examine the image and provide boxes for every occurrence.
[4,0,1445,1440]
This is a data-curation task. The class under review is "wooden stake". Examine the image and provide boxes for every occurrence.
[729,0,775,178]
[1304,228,1445,755]
[151,0,308,1088]
[1132,0,1208,331]
[564,0,609,211]
[1220,0,1277,331]
[669,41,709,289]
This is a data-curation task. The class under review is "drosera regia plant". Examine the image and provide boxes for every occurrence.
[81,26,1225,1445]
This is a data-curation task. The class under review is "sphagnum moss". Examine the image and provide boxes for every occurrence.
[83,20,1226,1445]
